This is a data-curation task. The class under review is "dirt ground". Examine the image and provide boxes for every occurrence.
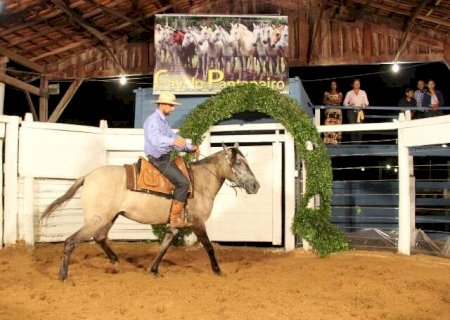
[0,242,449,320]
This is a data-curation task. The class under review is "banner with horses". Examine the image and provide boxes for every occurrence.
[154,14,289,95]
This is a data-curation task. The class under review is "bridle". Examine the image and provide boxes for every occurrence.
[198,149,247,190]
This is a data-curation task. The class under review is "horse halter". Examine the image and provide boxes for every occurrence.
[224,149,247,187]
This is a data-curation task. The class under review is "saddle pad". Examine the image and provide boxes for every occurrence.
[125,157,193,197]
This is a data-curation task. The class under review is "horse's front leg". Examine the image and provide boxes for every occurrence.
[150,228,179,276]
[192,222,222,275]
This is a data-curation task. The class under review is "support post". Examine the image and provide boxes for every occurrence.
[4,116,20,245]
[284,132,296,251]
[0,137,3,248]
[314,108,320,127]
[272,130,282,245]
[300,161,313,251]
[398,113,413,255]
[39,76,48,121]
[0,56,8,115]
[22,176,35,247]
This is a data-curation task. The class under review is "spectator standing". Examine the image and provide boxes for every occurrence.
[343,79,369,142]
[414,80,427,118]
[398,88,417,108]
[414,80,427,107]
[423,80,444,117]
[322,80,343,144]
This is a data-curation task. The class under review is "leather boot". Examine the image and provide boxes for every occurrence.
[169,200,192,228]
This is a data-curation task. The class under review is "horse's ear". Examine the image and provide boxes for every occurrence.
[222,142,229,152]
[233,142,239,148]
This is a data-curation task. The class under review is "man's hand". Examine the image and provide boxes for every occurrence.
[192,145,200,156]
[173,137,186,148]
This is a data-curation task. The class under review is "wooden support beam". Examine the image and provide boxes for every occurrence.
[363,22,372,59]
[48,79,83,123]
[24,91,38,121]
[39,76,49,122]
[394,0,427,62]
[0,73,40,96]
[30,41,91,62]
[50,0,125,73]
[351,0,450,28]
[0,44,45,74]
[110,5,174,32]
[308,5,326,64]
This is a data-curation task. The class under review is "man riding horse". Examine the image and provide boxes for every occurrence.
[144,92,200,228]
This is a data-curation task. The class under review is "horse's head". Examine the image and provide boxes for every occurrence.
[222,142,260,194]
[182,32,193,47]
[211,27,222,44]
[275,25,288,50]
[251,23,263,46]
[198,26,212,45]
[269,25,283,48]
[230,22,240,42]
[261,23,272,45]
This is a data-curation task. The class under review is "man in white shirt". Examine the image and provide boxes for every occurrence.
[343,79,369,141]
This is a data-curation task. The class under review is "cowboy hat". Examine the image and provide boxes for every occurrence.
[152,92,182,106]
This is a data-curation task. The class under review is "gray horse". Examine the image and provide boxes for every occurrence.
[42,143,260,280]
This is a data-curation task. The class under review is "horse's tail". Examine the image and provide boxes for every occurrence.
[41,176,85,221]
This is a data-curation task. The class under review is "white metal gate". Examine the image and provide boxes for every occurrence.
[202,123,296,247]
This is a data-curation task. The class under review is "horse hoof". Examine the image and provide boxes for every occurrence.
[112,262,120,273]
[151,271,162,278]
[213,269,223,276]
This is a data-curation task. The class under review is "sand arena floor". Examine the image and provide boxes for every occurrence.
[0,242,449,320]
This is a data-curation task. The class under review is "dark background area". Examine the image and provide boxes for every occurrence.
[3,61,449,127]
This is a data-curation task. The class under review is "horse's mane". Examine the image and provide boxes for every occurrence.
[191,148,242,167]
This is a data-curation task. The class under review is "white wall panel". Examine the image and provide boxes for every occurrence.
[19,126,106,179]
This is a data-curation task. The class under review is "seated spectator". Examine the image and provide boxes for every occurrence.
[423,80,444,117]
[322,80,343,144]
[399,88,417,115]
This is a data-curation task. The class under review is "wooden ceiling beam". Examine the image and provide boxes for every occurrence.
[42,3,172,68]
[350,0,450,28]
[0,0,89,37]
[394,0,428,62]
[6,26,62,48]
[30,40,93,61]
[0,44,45,73]
[82,0,151,31]
[50,0,125,73]
[0,73,40,96]
[110,4,174,31]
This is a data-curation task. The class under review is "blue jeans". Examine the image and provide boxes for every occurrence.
[147,154,190,201]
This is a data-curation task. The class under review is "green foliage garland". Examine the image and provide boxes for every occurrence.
[153,84,348,256]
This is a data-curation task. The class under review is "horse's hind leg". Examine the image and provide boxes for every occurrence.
[60,223,100,281]
[192,222,221,275]
[94,223,119,266]
[150,228,179,276]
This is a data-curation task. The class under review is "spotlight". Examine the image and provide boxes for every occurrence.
[442,144,448,148]
[386,164,391,170]
[394,168,398,173]
[119,75,127,85]
[392,62,399,73]
[361,167,365,172]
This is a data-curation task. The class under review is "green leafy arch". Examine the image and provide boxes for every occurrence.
[179,84,348,256]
